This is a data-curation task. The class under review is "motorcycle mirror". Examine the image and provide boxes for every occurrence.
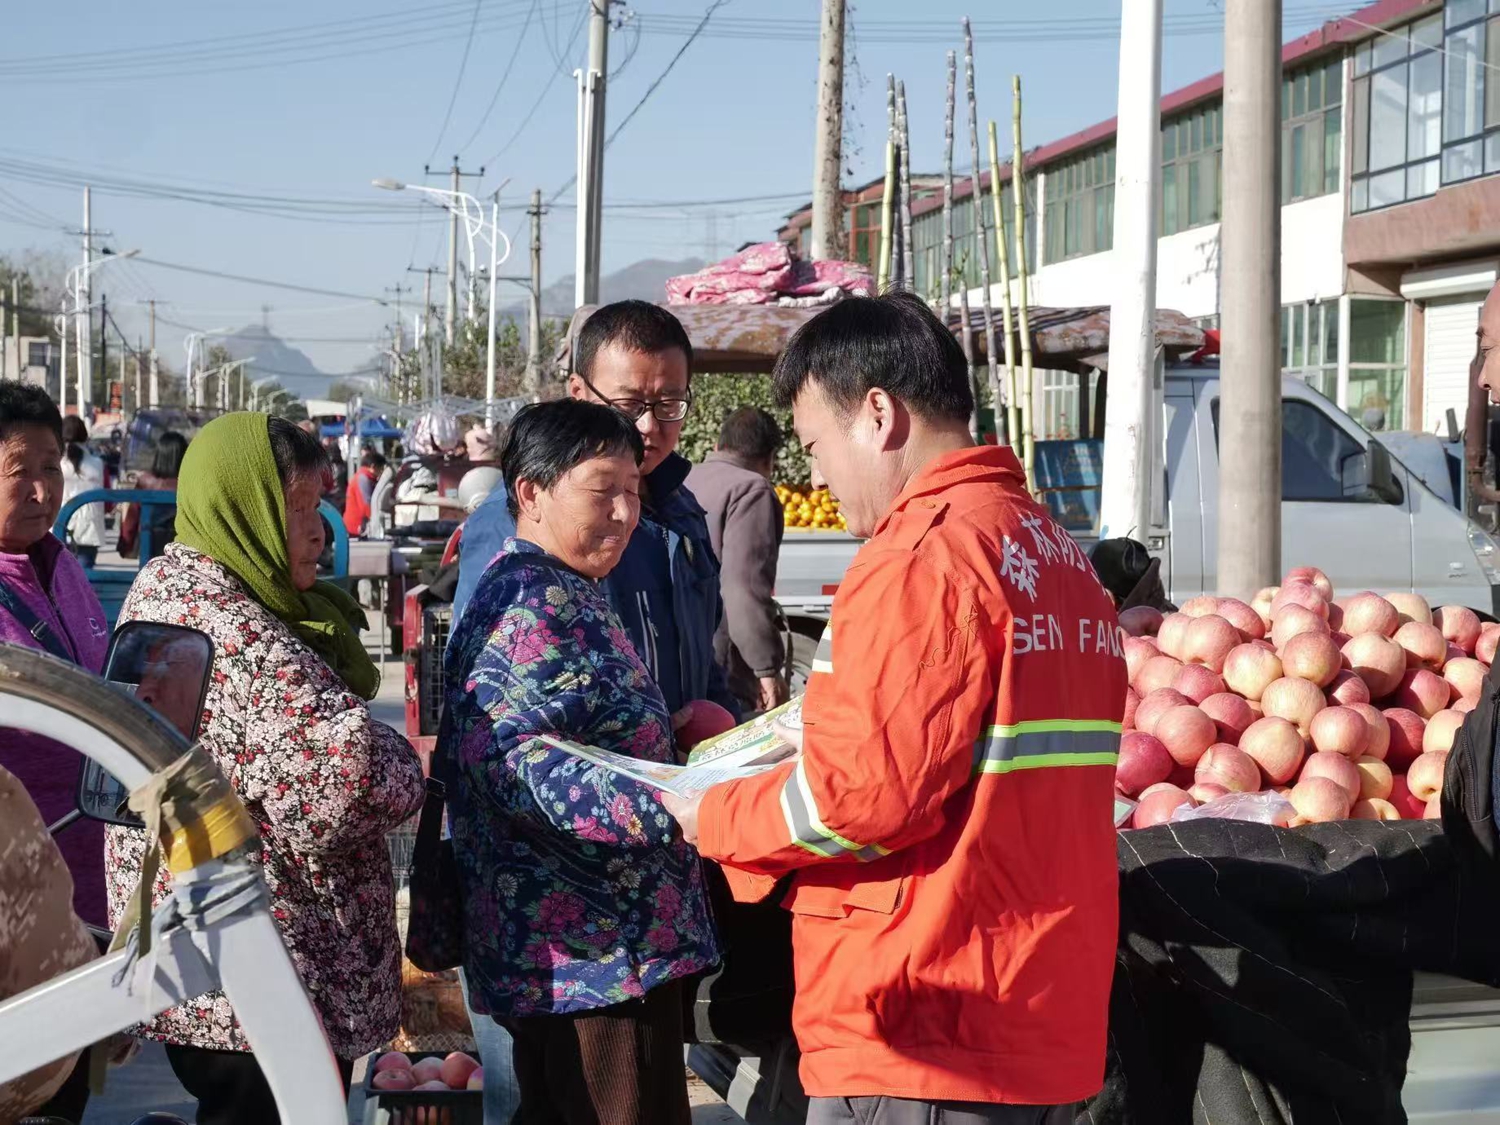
[74,622,214,829]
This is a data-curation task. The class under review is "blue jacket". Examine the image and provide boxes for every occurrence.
[453,452,740,719]
[442,539,720,1016]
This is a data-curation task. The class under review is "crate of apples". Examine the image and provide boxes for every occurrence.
[776,484,847,531]
[1116,568,1483,831]
[368,1049,482,1125]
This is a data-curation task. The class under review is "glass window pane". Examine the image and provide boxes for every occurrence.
[1188,158,1203,226]
[1163,164,1179,235]
[1414,14,1444,49]
[1369,167,1406,207]
[1283,78,1293,121]
[1163,121,1176,159]
[1324,107,1343,194]
[1291,123,1308,199]
[1443,137,1485,182]
[1094,191,1109,253]
[1311,67,1325,112]
[1409,50,1443,159]
[1445,24,1486,141]
[1449,0,1487,28]
[1324,301,1341,364]
[1190,113,1202,152]
[1409,157,1441,197]
[1283,401,1365,501]
[1374,32,1407,68]
[1327,58,1345,106]
[1309,301,1323,363]
[1370,63,1409,171]
[1350,299,1405,364]
[1348,370,1407,429]
[1352,76,1371,174]
[1295,72,1309,116]
[1487,131,1500,172]
[1292,306,1305,367]
[1487,17,1500,126]
[1355,43,1371,76]
[1281,306,1291,368]
[1352,176,1370,212]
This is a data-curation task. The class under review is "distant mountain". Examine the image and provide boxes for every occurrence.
[216,325,332,399]
[499,256,707,321]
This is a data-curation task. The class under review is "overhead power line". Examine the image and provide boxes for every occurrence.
[427,0,487,163]
[455,0,540,154]
[132,256,390,304]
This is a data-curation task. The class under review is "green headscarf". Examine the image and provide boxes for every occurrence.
[175,413,380,700]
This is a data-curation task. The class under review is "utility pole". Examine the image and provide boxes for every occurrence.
[528,189,544,399]
[429,160,482,344]
[135,337,144,411]
[1100,0,1164,543]
[809,0,846,261]
[386,282,410,353]
[1218,0,1283,599]
[575,0,610,307]
[408,265,443,350]
[98,292,107,416]
[79,187,92,417]
[148,299,159,407]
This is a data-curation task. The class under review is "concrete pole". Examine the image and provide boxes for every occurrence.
[1218,0,1283,599]
[484,198,499,427]
[583,0,609,302]
[446,162,459,346]
[148,299,159,407]
[1100,0,1164,543]
[79,187,91,416]
[809,0,845,260]
[528,188,544,399]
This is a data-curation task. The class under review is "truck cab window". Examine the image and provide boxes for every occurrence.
[1211,399,1396,503]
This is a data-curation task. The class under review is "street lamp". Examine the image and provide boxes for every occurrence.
[65,248,139,417]
[205,357,257,411]
[373,177,513,425]
[53,314,68,412]
[183,327,232,409]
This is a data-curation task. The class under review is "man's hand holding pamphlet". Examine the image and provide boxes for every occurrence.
[539,697,804,799]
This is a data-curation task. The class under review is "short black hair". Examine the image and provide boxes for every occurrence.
[151,431,189,479]
[771,290,973,423]
[0,384,63,446]
[575,300,693,384]
[717,407,782,462]
[360,448,387,470]
[267,416,331,487]
[500,398,644,519]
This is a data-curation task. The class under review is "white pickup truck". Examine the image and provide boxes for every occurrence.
[772,362,1500,687]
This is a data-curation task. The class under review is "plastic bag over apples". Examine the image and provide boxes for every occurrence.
[1171,790,1295,827]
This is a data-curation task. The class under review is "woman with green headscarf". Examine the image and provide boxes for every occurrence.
[104,414,426,1125]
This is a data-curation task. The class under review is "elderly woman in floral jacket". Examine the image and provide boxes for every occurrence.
[442,399,718,1125]
[107,413,425,1125]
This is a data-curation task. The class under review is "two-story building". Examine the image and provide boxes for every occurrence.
[779,0,1500,441]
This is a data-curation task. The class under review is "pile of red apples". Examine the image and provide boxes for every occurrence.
[1119,567,1489,830]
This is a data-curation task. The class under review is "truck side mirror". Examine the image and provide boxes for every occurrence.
[1341,439,1403,505]
[75,622,214,828]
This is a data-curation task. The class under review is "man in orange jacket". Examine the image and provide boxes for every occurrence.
[665,292,1125,1124]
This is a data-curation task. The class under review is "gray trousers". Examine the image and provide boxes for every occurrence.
[807,1096,1077,1125]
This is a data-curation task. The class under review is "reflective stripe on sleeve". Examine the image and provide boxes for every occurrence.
[973,719,1122,774]
[811,624,834,675]
[780,759,889,861]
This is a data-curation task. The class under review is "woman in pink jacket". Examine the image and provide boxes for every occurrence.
[0,385,110,924]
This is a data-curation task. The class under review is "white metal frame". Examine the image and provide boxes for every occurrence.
[0,695,347,1123]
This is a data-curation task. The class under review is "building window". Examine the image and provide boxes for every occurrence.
[1043,145,1115,264]
[1282,57,1344,204]
[1281,299,1340,401]
[1441,1,1500,187]
[910,178,1037,301]
[1347,297,1407,430]
[1351,13,1444,212]
[1161,102,1222,234]
[848,203,882,270]
[26,342,48,368]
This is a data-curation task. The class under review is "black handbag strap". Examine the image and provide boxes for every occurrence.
[413,777,448,855]
[0,580,73,662]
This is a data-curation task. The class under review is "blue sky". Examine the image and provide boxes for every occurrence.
[0,0,1352,378]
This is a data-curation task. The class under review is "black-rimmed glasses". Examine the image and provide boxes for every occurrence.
[578,374,692,422]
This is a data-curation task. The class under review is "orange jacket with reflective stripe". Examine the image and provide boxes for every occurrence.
[699,445,1126,1106]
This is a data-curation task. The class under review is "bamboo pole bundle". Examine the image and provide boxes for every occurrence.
[897,80,915,290]
[988,121,1021,451]
[940,51,956,315]
[1011,74,1037,488]
[962,18,1000,444]
[879,75,897,291]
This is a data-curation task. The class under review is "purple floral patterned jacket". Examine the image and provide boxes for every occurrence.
[105,544,425,1057]
[441,538,720,1018]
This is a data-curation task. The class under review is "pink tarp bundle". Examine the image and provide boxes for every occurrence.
[666,242,874,306]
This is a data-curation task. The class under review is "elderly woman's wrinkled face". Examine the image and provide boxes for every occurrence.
[285,474,327,591]
[518,454,641,579]
[0,426,63,554]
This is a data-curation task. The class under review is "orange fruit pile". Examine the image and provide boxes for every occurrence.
[776,484,846,531]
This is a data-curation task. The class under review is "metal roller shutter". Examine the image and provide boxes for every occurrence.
[1423,296,1482,434]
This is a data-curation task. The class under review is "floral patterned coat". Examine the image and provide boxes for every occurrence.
[105,544,426,1058]
[441,538,720,1018]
